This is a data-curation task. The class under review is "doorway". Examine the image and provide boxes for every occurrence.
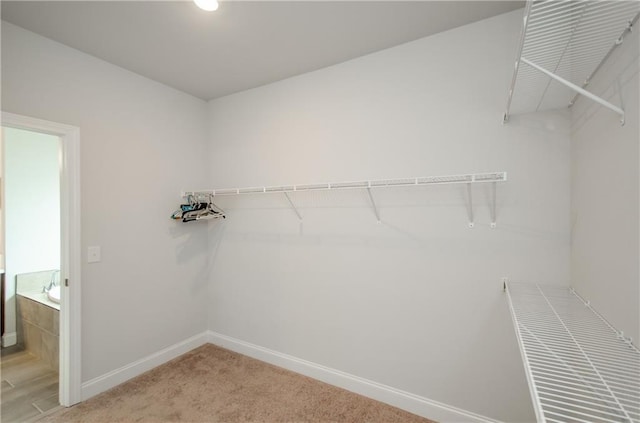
[2,126,61,420]
[0,112,81,414]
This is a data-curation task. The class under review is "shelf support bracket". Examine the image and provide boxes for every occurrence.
[283,192,302,221]
[466,183,474,228]
[616,77,626,126]
[503,0,533,124]
[521,57,625,125]
[366,187,381,223]
[490,182,497,229]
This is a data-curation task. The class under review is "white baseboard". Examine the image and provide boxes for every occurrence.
[2,332,17,347]
[207,331,501,423]
[79,330,501,422]
[81,332,209,401]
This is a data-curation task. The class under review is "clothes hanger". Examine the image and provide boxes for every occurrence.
[171,194,205,221]
[174,193,225,222]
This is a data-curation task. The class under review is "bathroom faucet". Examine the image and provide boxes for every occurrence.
[44,270,60,292]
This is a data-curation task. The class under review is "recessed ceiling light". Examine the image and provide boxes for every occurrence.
[194,0,219,12]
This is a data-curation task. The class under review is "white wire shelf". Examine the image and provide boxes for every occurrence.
[504,0,640,124]
[182,171,507,227]
[506,282,640,423]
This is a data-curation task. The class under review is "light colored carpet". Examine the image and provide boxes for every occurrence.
[42,344,434,422]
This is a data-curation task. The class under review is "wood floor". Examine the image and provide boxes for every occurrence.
[1,347,60,423]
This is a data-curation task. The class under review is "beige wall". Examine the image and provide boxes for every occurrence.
[570,24,640,346]
[205,9,571,422]
[1,21,210,381]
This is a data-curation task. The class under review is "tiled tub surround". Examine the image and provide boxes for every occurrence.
[15,270,60,371]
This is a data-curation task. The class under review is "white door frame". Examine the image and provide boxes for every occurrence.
[1,111,82,406]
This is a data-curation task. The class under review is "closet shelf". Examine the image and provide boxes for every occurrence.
[183,171,506,227]
[505,282,640,423]
[504,0,640,124]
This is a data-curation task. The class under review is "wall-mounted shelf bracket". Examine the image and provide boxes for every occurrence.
[465,177,498,229]
[283,192,302,221]
[616,77,626,126]
[521,57,626,125]
[466,183,474,229]
[366,187,381,223]
[502,0,533,125]
[490,182,497,229]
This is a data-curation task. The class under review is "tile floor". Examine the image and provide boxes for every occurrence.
[1,347,60,422]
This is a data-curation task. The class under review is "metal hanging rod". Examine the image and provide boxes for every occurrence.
[183,171,507,227]
[520,57,625,120]
[504,0,640,124]
[505,282,640,423]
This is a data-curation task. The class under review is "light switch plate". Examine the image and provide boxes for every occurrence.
[88,246,101,263]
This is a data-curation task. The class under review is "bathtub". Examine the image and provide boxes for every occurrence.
[16,270,60,311]
[47,285,61,304]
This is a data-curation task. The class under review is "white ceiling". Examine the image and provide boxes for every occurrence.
[1,1,523,100]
